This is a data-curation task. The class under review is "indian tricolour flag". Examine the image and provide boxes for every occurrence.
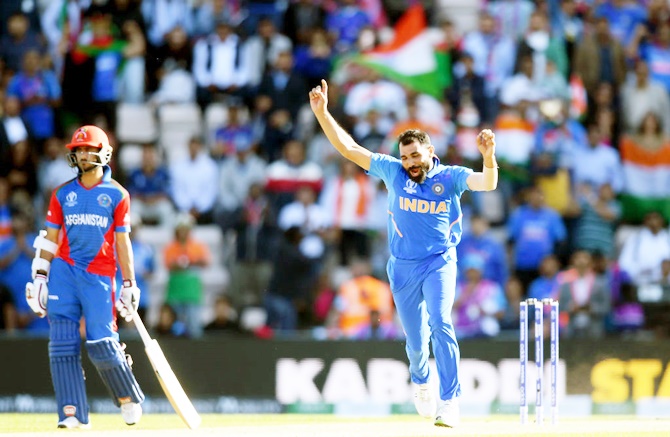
[619,136,670,222]
[346,4,450,99]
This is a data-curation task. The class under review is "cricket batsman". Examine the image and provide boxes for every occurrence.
[25,125,145,428]
[309,80,498,427]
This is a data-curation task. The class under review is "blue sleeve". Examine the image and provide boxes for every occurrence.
[367,153,402,186]
[551,211,567,242]
[5,78,19,98]
[507,210,521,240]
[45,71,62,99]
[450,165,473,195]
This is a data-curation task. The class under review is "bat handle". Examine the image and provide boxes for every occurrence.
[131,310,154,345]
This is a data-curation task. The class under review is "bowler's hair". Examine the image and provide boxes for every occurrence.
[397,129,431,148]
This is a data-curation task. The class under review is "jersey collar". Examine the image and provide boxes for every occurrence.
[426,157,441,179]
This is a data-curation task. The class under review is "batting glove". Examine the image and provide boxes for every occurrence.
[25,274,48,318]
[116,280,140,322]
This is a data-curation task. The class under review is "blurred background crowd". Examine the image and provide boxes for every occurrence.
[1,0,670,341]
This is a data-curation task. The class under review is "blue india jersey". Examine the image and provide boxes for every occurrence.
[367,154,472,261]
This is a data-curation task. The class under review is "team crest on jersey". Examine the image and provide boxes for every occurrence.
[403,179,417,194]
[432,183,445,195]
[97,193,112,207]
[65,191,78,207]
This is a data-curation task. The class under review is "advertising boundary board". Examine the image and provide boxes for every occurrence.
[1,336,669,414]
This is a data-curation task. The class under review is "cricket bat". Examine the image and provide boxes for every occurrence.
[131,311,202,429]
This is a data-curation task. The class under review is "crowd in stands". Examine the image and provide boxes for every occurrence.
[1,0,670,341]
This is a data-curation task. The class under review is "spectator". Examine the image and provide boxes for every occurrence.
[154,303,187,337]
[618,211,670,286]
[282,0,328,46]
[204,294,240,332]
[639,21,670,95]
[0,178,13,242]
[621,59,670,136]
[6,50,61,143]
[487,0,535,42]
[571,123,623,194]
[115,216,155,323]
[353,309,402,340]
[570,183,621,258]
[528,254,561,300]
[0,96,29,149]
[573,17,627,102]
[0,139,38,201]
[548,0,583,74]
[0,214,48,332]
[257,50,308,123]
[558,250,611,339]
[593,0,647,46]
[163,213,211,338]
[127,144,174,227]
[211,99,254,160]
[514,11,568,83]
[192,18,248,109]
[448,53,486,136]
[453,254,507,338]
[40,0,89,78]
[229,182,276,307]
[265,139,323,211]
[508,185,567,293]
[319,159,374,265]
[457,215,508,289]
[242,16,292,89]
[325,0,371,55]
[265,226,318,330]
[37,137,74,209]
[0,284,17,331]
[618,112,670,223]
[500,276,524,330]
[61,5,128,132]
[114,11,147,104]
[146,25,194,101]
[330,259,394,338]
[461,11,517,124]
[215,125,267,230]
[194,0,246,38]
[292,27,334,88]
[142,0,194,49]
[170,137,219,224]
[278,185,331,265]
[0,12,44,75]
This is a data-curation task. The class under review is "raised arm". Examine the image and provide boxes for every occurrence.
[309,79,372,170]
[466,129,498,192]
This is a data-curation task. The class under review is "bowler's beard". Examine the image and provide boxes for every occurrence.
[407,162,431,184]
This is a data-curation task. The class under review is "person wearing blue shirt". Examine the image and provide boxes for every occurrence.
[457,215,508,289]
[309,80,499,429]
[507,185,567,293]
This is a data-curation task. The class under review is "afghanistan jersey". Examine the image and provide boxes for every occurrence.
[46,166,131,277]
[367,154,472,261]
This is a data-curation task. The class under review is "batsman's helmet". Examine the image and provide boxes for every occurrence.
[65,125,113,168]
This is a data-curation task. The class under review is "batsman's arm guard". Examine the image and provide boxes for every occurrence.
[31,230,58,280]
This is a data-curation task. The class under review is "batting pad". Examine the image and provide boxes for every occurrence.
[49,319,89,423]
[86,338,145,407]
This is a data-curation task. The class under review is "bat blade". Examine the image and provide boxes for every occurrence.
[145,339,202,429]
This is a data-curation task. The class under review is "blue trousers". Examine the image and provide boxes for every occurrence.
[387,252,461,401]
[48,259,118,341]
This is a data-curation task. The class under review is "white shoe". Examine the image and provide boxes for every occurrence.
[57,417,90,429]
[434,397,460,428]
[121,402,142,425]
[413,383,436,419]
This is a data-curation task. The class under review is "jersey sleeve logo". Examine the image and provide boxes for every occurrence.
[97,193,112,207]
[403,179,417,194]
[432,183,445,195]
[65,191,78,207]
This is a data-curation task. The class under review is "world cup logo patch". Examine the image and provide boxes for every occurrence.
[432,183,445,195]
